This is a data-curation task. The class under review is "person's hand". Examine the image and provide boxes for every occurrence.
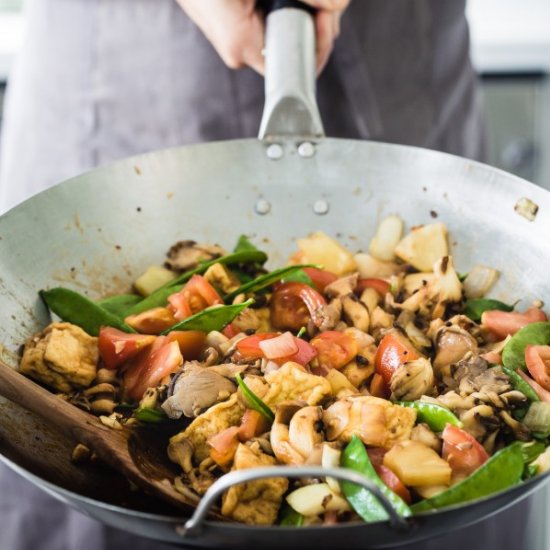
[177,0,350,75]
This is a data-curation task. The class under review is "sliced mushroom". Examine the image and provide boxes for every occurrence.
[390,357,434,402]
[162,364,236,418]
[433,326,478,375]
[288,406,325,459]
[341,295,370,332]
[410,423,441,452]
[168,434,195,473]
[324,274,359,299]
[165,240,225,272]
[203,263,241,294]
[270,402,309,465]
[500,410,531,441]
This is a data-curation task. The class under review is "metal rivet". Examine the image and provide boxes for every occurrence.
[298,142,316,158]
[266,143,283,160]
[255,199,271,215]
[313,200,329,215]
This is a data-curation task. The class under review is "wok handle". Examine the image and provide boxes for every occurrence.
[258,4,325,140]
[179,466,410,537]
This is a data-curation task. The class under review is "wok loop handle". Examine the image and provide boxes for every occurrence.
[178,466,410,538]
[258,4,325,140]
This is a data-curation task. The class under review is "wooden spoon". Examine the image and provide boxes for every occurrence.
[0,360,213,516]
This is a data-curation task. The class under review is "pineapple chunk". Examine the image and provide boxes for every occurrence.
[383,440,451,487]
[325,368,358,398]
[414,485,447,499]
[296,232,356,276]
[369,215,404,261]
[394,223,448,272]
[134,265,176,296]
[354,253,400,279]
[404,272,434,295]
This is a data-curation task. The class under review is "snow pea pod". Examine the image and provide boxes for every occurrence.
[126,250,268,316]
[502,365,539,402]
[463,298,514,322]
[235,373,274,422]
[340,435,411,522]
[223,265,316,303]
[160,299,254,334]
[134,407,168,424]
[279,504,304,527]
[502,322,550,370]
[97,294,142,317]
[412,442,524,513]
[40,288,136,336]
[399,401,462,432]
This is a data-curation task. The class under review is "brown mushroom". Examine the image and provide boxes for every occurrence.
[165,240,225,272]
[433,326,478,375]
[390,357,434,401]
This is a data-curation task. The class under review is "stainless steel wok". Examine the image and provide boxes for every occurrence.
[1,4,550,549]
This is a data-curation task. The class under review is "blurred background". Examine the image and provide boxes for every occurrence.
[1,0,549,189]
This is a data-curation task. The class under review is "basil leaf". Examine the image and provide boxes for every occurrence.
[412,443,524,513]
[134,407,168,423]
[281,269,315,289]
[235,373,274,422]
[502,322,550,370]
[40,288,136,336]
[341,436,411,522]
[233,234,262,254]
[125,250,267,315]
[224,265,315,303]
[98,294,142,317]
[160,299,254,334]
[463,298,514,322]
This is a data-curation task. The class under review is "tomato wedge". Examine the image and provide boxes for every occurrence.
[166,330,206,360]
[238,409,269,442]
[356,278,391,296]
[167,275,223,321]
[311,331,358,370]
[270,282,327,331]
[123,337,183,400]
[208,426,240,468]
[375,464,412,504]
[525,344,550,392]
[442,424,489,478]
[98,327,155,370]
[124,307,177,334]
[234,333,279,361]
[302,267,338,293]
[481,307,547,340]
[375,330,420,385]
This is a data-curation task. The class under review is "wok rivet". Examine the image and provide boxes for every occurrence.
[298,142,315,158]
[255,199,271,215]
[266,143,283,160]
[313,200,329,215]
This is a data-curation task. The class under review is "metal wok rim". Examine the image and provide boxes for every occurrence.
[2,137,550,532]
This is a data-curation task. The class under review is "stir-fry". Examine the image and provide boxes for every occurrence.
[19,218,550,526]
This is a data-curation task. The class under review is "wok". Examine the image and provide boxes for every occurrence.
[1,3,550,548]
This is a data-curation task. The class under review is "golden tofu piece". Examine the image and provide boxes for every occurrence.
[221,443,288,525]
[323,396,416,449]
[262,362,332,407]
[169,393,243,463]
[20,322,98,392]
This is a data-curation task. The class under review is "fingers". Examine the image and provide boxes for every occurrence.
[238,11,266,74]
[299,0,350,12]
[315,10,342,74]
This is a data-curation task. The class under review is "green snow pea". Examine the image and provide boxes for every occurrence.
[235,373,274,422]
[399,401,462,432]
[223,265,316,303]
[502,365,539,402]
[502,322,550,370]
[40,288,136,336]
[412,442,524,513]
[97,294,142,317]
[340,436,411,523]
[160,300,254,334]
[279,504,305,527]
[134,407,169,424]
[125,249,267,316]
[520,440,546,465]
[463,298,514,322]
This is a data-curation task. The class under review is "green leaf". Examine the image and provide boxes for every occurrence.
[134,407,168,423]
[279,503,305,527]
[97,294,142,317]
[233,234,262,254]
[296,327,307,338]
[340,435,411,522]
[502,365,540,402]
[235,373,274,422]
[412,443,524,513]
[125,250,268,316]
[502,322,550,370]
[281,269,315,289]
[224,265,315,303]
[463,298,514,322]
[161,300,254,334]
[458,272,468,282]
[40,288,136,336]
[399,401,462,432]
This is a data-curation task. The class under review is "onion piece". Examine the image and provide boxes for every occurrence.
[321,444,343,494]
[369,215,404,261]
[286,483,351,516]
[463,265,500,299]
[259,332,298,359]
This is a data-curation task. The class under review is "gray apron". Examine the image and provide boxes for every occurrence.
[1,1,524,549]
